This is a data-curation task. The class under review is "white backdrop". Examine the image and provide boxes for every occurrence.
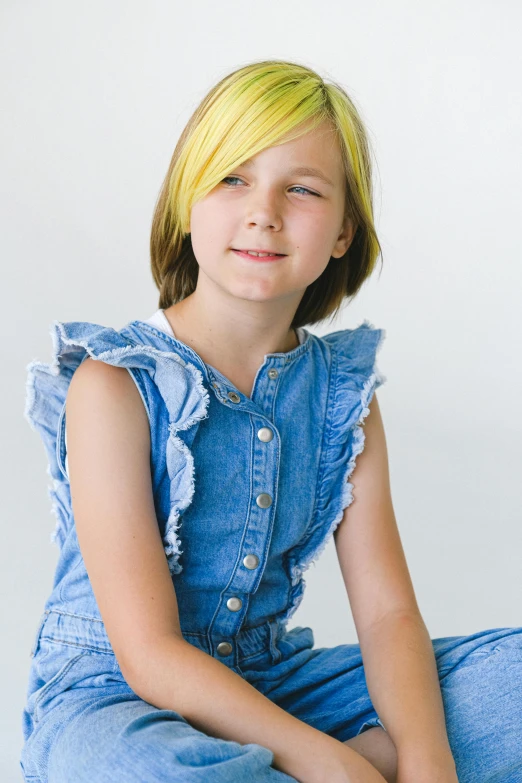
[2,0,521,779]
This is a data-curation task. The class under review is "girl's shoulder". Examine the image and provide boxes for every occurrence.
[24,316,209,406]
[315,321,387,401]
[25,317,209,417]
[24,318,210,505]
[320,320,386,366]
[322,319,387,411]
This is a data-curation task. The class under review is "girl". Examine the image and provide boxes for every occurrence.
[20,60,522,783]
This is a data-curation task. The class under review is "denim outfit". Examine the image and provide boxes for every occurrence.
[20,315,522,782]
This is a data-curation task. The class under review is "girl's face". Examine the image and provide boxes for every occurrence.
[189,120,355,308]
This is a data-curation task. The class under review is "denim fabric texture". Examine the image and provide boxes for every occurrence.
[20,317,522,782]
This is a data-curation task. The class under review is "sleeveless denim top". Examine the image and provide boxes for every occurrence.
[24,315,386,667]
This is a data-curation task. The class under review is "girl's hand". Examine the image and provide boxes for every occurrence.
[325,743,391,783]
[397,752,459,783]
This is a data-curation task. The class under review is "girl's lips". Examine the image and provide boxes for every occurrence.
[232,249,286,262]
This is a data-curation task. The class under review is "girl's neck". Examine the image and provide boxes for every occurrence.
[163,296,300,361]
[161,297,300,399]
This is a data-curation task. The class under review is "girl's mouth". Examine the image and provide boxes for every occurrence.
[232,249,286,262]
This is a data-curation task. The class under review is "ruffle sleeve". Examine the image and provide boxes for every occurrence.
[283,320,387,622]
[24,320,209,573]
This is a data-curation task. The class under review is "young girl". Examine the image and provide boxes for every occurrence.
[20,60,522,783]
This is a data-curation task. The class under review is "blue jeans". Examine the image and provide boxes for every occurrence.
[20,624,522,782]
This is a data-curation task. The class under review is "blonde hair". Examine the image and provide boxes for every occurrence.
[150,59,382,328]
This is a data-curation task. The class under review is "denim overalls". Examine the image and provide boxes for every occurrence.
[20,317,522,782]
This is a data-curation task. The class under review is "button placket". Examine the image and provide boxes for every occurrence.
[208,362,282,654]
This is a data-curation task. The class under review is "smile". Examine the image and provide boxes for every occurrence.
[232,249,286,261]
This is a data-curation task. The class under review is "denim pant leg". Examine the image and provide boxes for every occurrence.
[242,626,386,741]
[245,624,522,782]
[20,642,299,783]
[433,626,522,782]
[40,693,298,783]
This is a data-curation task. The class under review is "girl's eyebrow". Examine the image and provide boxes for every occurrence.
[239,160,335,188]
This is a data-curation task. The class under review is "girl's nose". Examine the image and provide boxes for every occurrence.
[244,192,283,231]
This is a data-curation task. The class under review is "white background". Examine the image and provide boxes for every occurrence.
[1,0,521,779]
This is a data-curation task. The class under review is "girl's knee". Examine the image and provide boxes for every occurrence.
[344,727,397,783]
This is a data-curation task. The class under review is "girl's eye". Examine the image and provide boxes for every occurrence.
[290,185,318,196]
[221,176,318,197]
[222,176,244,186]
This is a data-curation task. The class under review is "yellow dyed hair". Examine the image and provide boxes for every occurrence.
[150,59,382,327]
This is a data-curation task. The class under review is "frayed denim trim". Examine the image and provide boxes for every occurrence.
[299,328,387,567]
[24,319,210,571]
[282,323,387,624]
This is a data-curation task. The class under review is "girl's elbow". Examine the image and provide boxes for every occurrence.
[118,632,186,696]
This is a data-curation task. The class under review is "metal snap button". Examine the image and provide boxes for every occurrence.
[227,391,241,403]
[226,597,242,612]
[243,554,259,569]
[216,641,233,656]
[257,427,274,442]
[256,493,272,508]
[267,369,278,379]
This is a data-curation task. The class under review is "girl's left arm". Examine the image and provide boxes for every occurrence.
[333,393,458,782]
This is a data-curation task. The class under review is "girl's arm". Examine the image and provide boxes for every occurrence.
[333,394,458,780]
[66,358,388,783]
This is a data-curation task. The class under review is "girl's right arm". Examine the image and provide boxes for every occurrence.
[65,358,388,783]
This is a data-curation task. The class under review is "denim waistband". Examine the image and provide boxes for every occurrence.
[34,609,289,665]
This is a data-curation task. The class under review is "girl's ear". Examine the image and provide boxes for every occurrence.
[331,216,357,259]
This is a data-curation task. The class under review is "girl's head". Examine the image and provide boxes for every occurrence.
[151,59,382,328]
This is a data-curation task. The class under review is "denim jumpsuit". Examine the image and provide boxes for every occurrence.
[20,314,522,782]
